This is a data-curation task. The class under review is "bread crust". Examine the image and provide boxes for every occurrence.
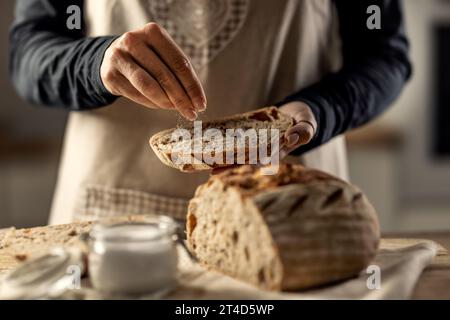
[149,107,294,172]
[187,164,380,291]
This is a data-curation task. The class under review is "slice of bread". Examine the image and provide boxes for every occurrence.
[0,228,15,250]
[186,164,380,291]
[0,222,93,262]
[0,215,150,262]
[149,107,294,172]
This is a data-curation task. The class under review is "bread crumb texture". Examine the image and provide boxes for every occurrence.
[149,107,294,172]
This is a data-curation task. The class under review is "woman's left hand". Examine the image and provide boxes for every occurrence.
[211,102,317,175]
[278,101,317,158]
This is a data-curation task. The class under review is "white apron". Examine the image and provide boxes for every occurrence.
[49,0,348,224]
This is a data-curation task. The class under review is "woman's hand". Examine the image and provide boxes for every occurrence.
[100,23,207,121]
[278,101,317,158]
[211,102,316,175]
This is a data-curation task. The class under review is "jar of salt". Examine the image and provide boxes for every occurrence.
[86,216,179,296]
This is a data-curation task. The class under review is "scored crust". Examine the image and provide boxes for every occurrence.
[186,164,380,291]
[149,107,294,172]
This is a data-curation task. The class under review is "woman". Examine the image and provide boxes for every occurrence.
[9,0,411,224]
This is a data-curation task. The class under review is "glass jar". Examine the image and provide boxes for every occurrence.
[85,215,179,296]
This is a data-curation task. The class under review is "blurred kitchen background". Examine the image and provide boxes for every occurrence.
[0,0,449,232]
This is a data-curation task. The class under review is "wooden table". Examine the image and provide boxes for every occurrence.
[1,229,449,299]
[384,232,450,299]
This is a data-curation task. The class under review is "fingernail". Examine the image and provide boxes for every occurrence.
[194,99,207,112]
[287,134,299,146]
[185,109,198,121]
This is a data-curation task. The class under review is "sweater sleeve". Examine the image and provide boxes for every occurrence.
[277,0,412,154]
[9,0,118,110]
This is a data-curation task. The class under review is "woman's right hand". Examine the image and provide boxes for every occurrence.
[100,23,206,121]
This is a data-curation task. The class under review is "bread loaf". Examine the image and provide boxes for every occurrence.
[186,164,380,291]
[150,107,294,172]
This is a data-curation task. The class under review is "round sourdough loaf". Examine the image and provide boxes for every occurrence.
[186,164,380,291]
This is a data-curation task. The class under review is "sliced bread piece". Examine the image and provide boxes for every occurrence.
[150,107,294,172]
[0,215,150,262]
[0,228,15,250]
[186,164,380,291]
[0,222,93,262]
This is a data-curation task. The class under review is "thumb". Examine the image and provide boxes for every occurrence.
[285,121,315,148]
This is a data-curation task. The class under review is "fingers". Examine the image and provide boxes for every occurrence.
[101,60,164,110]
[278,102,317,158]
[109,73,161,110]
[284,121,315,149]
[100,23,207,120]
[120,37,198,120]
[286,133,300,147]
[280,117,316,159]
[142,23,207,112]
[109,48,177,111]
